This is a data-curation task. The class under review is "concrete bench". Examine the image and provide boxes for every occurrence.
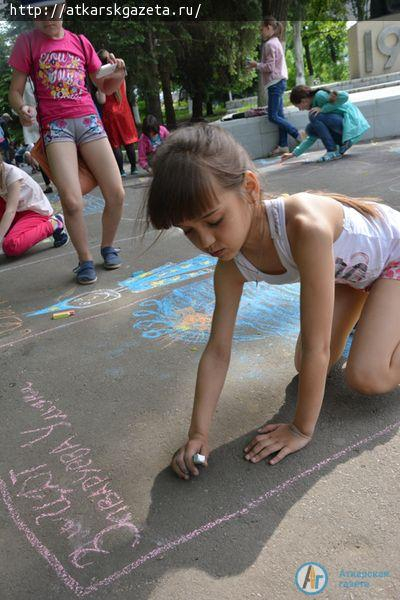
[218,85,400,159]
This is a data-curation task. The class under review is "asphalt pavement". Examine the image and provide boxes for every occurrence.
[0,139,399,600]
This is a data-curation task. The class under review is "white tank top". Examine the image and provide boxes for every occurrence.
[234,197,400,290]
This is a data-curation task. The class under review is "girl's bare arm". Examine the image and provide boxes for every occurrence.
[0,181,21,243]
[172,260,244,479]
[244,195,336,465]
[9,70,35,126]
[189,260,244,438]
[289,204,336,436]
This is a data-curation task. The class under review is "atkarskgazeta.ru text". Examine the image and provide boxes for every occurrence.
[9,2,203,19]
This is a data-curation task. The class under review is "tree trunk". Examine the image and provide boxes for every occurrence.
[304,41,314,78]
[326,35,337,63]
[159,62,177,129]
[257,39,266,107]
[293,21,305,85]
[143,31,162,122]
[145,92,163,122]
[191,92,204,121]
[257,76,266,107]
[206,100,213,116]
[262,0,289,21]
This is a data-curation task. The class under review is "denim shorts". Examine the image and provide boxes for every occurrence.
[43,114,107,147]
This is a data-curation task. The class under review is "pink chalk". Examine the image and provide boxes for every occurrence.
[1,420,398,596]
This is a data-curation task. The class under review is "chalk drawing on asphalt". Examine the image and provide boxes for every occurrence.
[25,255,216,317]
[132,279,301,344]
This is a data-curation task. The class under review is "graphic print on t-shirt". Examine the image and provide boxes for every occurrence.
[37,51,85,100]
[335,252,369,284]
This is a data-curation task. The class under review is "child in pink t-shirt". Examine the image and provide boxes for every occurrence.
[8,1,126,284]
[138,115,169,173]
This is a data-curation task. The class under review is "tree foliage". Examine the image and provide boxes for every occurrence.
[0,0,352,127]
[285,21,349,88]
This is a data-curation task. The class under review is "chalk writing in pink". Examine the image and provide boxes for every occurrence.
[12,382,141,572]
[1,420,398,597]
[10,463,73,525]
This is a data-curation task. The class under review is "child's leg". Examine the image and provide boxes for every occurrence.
[112,146,124,173]
[345,279,400,394]
[268,82,299,147]
[2,210,54,257]
[124,143,136,170]
[40,167,52,187]
[46,141,92,262]
[307,113,339,152]
[78,138,124,249]
[295,284,367,372]
[315,113,344,146]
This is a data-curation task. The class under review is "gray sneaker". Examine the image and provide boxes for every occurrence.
[101,246,122,269]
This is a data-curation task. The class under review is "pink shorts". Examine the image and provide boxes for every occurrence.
[380,260,400,281]
[364,260,400,292]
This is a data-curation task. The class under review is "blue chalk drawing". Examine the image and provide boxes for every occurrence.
[47,192,105,216]
[343,335,352,359]
[119,255,216,293]
[25,255,216,317]
[132,279,301,344]
[82,194,105,216]
[109,339,140,358]
[104,366,125,379]
[25,289,122,317]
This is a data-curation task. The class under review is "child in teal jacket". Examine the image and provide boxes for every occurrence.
[282,86,370,163]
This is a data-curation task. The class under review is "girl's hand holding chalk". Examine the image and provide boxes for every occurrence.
[243,422,311,465]
[171,435,209,480]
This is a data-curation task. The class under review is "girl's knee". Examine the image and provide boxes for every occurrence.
[2,237,22,257]
[308,112,320,122]
[60,194,84,216]
[105,185,125,208]
[345,364,395,395]
[305,123,314,136]
[268,113,279,125]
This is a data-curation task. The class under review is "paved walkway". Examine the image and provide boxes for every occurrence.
[0,140,399,599]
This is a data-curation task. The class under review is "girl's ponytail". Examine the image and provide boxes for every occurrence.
[262,16,283,40]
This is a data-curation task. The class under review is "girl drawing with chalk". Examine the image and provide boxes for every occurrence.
[281,85,370,163]
[145,124,400,479]
[8,0,126,284]
[0,154,68,257]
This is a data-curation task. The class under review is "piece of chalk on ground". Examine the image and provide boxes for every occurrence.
[52,310,76,320]
[193,453,206,465]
